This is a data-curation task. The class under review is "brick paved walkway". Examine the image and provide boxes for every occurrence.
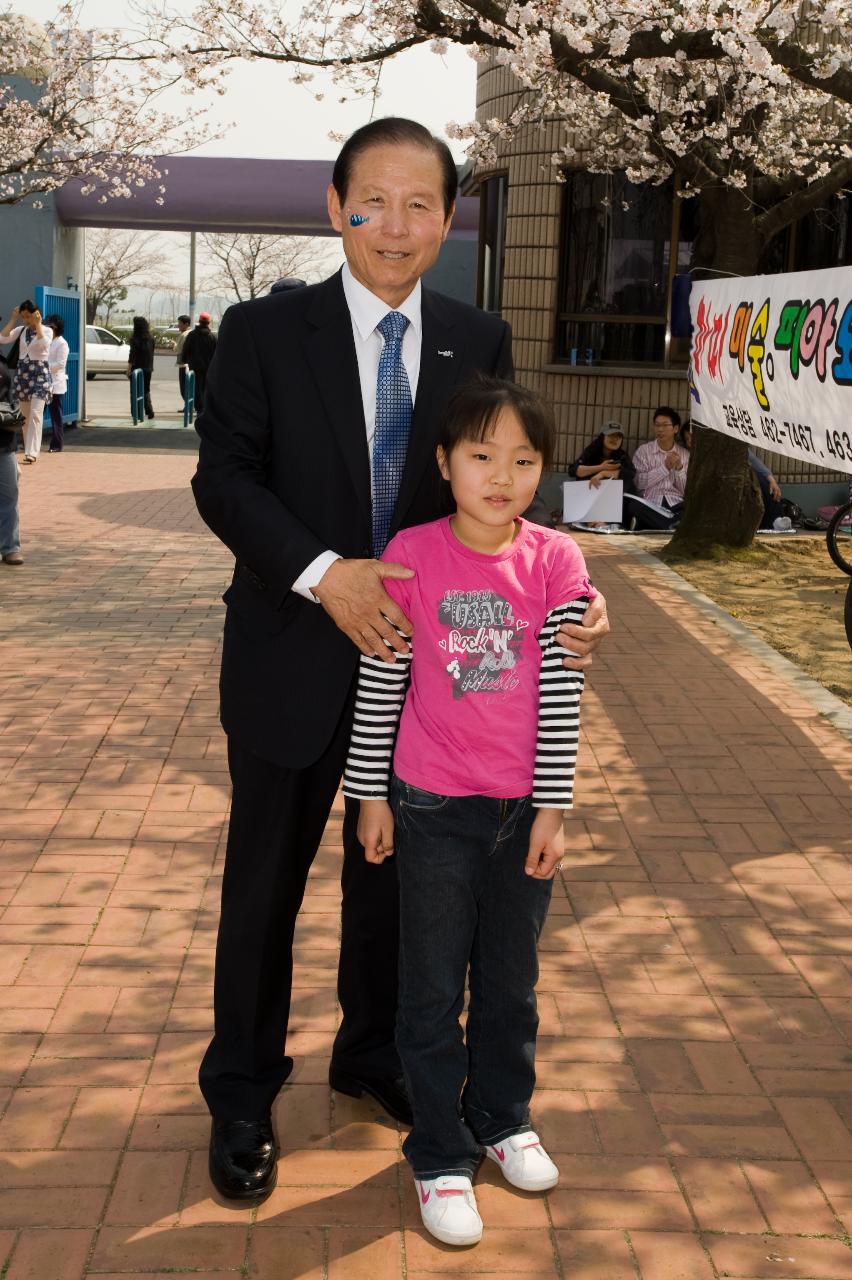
[1,448,852,1280]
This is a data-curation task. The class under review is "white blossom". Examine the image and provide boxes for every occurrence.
[0,3,220,204]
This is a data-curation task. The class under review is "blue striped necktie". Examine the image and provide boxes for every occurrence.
[372,311,413,556]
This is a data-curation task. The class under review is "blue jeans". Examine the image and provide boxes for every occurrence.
[391,777,553,1179]
[0,451,20,555]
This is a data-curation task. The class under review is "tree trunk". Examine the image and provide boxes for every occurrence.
[664,185,765,559]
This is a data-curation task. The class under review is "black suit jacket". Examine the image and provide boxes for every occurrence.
[192,269,513,769]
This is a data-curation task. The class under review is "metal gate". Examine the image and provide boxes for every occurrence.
[34,285,82,425]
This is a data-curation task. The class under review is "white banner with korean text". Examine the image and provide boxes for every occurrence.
[688,265,852,475]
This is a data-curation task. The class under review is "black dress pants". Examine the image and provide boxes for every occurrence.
[192,369,207,414]
[199,687,401,1120]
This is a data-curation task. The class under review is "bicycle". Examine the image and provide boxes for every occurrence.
[826,499,852,576]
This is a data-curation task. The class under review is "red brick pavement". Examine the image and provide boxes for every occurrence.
[1,448,852,1279]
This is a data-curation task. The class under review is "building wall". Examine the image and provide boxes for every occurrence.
[0,76,84,330]
[424,239,477,305]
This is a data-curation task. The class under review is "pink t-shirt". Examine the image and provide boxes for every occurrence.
[381,517,594,799]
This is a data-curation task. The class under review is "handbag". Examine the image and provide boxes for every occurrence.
[5,335,20,369]
[0,399,24,427]
[0,399,22,455]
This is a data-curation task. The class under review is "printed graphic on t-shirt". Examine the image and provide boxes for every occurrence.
[437,589,528,699]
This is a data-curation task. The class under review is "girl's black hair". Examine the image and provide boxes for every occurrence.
[132,316,151,338]
[18,300,36,314]
[44,314,63,337]
[678,417,693,450]
[439,375,555,471]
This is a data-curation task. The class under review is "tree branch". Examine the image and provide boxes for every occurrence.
[612,26,852,107]
[755,156,852,240]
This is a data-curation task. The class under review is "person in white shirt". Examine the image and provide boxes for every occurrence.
[625,405,689,530]
[0,301,53,463]
[44,314,70,453]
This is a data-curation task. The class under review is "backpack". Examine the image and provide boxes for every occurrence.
[779,499,803,526]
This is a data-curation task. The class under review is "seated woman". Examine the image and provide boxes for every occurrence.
[568,421,635,526]
[569,421,635,490]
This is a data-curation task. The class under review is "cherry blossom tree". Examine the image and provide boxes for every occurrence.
[135,0,852,552]
[85,228,168,323]
[0,5,215,208]
[200,233,337,301]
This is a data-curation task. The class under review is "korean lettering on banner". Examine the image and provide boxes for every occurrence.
[688,266,852,476]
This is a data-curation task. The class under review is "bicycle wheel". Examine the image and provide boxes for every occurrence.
[826,501,852,576]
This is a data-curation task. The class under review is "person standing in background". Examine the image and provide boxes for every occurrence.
[175,314,191,408]
[44,315,69,453]
[182,313,217,414]
[128,316,156,421]
[0,302,53,463]
[0,399,23,565]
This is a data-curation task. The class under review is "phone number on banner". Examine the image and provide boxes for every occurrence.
[721,402,852,465]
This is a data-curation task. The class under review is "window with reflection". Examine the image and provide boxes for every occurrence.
[478,174,508,313]
[557,171,696,365]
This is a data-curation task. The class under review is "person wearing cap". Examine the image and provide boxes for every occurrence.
[269,278,307,294]
[569,421,635,490]
[182,313,217,414]
[568,422,636,526]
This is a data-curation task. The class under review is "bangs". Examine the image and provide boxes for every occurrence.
[439,375,555,471]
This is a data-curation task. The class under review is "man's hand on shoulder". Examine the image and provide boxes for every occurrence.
[555,592,610,670]
[313,558,414,661]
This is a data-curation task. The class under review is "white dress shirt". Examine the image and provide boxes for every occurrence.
[292,265,423,600]
[48,336,69,395]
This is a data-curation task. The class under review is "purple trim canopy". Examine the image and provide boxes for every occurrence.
[56,156,479,238]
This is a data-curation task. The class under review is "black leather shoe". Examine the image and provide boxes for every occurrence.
[209,1116,278,1202]
[329,1067,413,1126]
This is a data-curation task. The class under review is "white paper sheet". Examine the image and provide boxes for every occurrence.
[562,479,623,524]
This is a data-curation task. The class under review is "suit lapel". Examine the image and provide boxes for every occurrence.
[393,289,464,535]
[302,273,371,526]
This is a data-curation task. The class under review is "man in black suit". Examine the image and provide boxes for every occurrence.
[192,117,609,1202]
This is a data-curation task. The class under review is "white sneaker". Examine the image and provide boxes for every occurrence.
[484,1131,559,1191]
[415,1175,482,1246]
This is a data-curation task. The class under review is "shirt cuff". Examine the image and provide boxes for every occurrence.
[292,550,341,602]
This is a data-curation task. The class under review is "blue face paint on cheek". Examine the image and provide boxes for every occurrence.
[349,213,370,227]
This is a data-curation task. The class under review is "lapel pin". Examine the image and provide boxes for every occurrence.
[437,349,453,358]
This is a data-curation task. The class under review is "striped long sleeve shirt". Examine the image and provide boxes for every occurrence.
[341,517,594,810]
[343,595,587,807]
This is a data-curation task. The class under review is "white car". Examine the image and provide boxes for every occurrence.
[85,325,130,379]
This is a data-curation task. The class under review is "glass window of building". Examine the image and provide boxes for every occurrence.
[557,171,696,366]
[556,173,849,368]
[478,174,508,313]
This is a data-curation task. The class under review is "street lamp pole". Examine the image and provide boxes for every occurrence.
[189,231,197,321]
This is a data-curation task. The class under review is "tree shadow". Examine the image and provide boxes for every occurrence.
[76,487,207,535]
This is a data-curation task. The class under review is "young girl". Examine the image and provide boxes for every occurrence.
[342,376,594,1247]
